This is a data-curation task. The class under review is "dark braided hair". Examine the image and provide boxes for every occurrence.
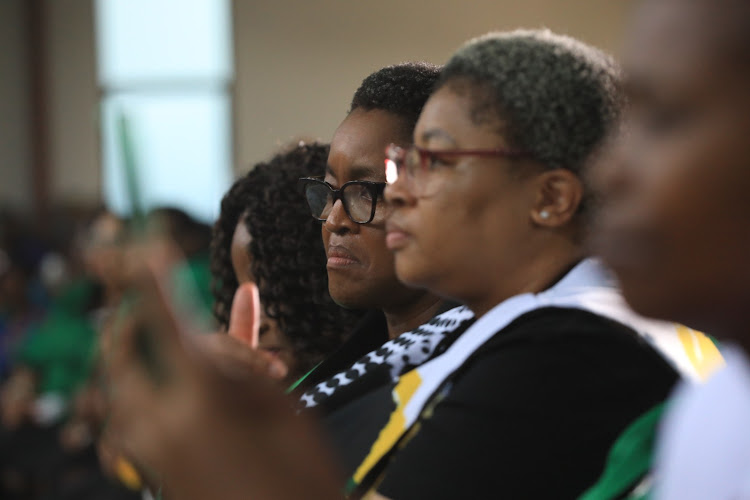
[210,142,362,375]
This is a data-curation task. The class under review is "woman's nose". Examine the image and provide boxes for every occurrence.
[384,171,413,207]
[323,199,357,234]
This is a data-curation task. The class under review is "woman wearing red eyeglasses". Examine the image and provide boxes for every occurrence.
[359,30,718,499]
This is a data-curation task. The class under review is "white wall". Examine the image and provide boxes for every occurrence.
[0,0,629,211]
[45,0,100,205]
[0,0,32,210]
[232,0,629,171]
[0,0,99,212]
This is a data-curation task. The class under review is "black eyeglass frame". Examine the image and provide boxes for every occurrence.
[298,177,386,225]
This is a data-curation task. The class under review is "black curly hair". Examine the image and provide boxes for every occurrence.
[210,142,362,376]
[349,62,443,132]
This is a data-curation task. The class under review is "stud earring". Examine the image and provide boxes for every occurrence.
[539,211,550,220]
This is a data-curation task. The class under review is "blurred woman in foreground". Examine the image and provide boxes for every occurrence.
[592,0,750,498]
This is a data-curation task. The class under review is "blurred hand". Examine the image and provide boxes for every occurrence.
[97,426,148,492]
[103,255,339,500]
[198,283,288,382]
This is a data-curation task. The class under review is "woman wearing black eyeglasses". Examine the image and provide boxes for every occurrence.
[292,64,451,396]
[291,64,474,478]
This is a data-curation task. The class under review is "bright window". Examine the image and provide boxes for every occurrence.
[94,0,233,223]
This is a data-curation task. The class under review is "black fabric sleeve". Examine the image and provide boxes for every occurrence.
[303,310,388,388]
[376,308,679,500]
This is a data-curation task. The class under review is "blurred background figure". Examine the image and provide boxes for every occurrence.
[0,212,48,384]
[145,207,215,330]
[0,208,139,499]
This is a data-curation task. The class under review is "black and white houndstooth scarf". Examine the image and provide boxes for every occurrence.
[299,305,476,409]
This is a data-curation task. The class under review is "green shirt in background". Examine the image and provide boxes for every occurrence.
[16,279,99,398]
[171,253,215,332]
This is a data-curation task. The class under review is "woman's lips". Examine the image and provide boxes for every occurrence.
[385,221,411,250]
[326,245,360,268]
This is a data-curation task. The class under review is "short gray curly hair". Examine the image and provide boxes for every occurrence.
[438,29,623,175]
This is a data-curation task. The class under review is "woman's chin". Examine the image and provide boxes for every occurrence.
[394,257,433,292]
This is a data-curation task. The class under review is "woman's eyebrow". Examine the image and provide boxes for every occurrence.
[348,165,383,180]
[420,128,457,145]
[327,164,383,181]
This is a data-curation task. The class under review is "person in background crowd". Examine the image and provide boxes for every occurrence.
[0,213,50,382]
[0,251,44,382]
[0,210,138,500]
[144,207,215,329]
[1,212,124,433]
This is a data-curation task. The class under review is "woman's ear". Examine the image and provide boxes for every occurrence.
[530,169,584,228]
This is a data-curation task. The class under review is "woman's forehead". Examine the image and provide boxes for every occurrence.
[328,109,410,180]
[626,0,750,73]
[416,86,509,148]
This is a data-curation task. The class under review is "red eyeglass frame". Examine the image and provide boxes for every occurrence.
[385,143,529,180]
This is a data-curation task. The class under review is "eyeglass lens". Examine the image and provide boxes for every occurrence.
[304,182,375,223]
